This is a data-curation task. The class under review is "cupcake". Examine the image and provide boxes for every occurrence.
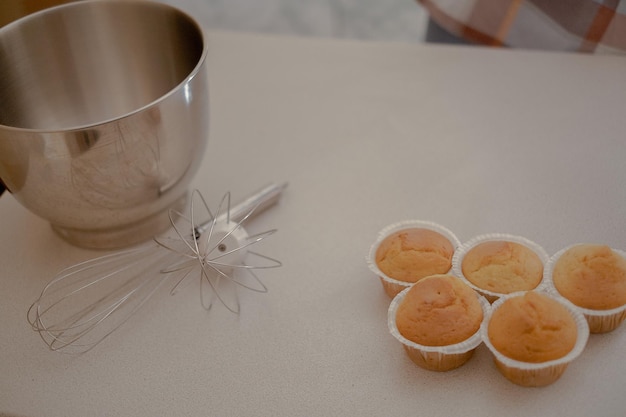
[482,291,589,387]
[453,234,548,302]
[368,221,460,298]
[546,244,626,333]
[388,274,489,371]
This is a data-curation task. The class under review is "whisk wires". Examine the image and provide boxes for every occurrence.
[27,184,284,353]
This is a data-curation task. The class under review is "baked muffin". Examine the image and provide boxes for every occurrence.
[483,291,588,387]
[389,274,487,371]
[552,244,626,311]
[461,240,543,296]
[488,291,576,363]
[396,274,483,346]
[376,228,455,284]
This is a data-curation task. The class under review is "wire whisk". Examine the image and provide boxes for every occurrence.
[27,183,286,354]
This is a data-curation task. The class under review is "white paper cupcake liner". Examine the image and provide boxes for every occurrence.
[544,245,626,334]
[388,285,491,372]
[481,291,589,387]
[452,233,550,303]
[367,220,461,298]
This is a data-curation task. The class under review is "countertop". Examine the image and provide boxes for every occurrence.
[1,31,625,416]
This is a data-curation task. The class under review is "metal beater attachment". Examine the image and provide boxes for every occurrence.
[27,183,286,354]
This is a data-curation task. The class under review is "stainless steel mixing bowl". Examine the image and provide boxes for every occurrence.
[0,0,209,249]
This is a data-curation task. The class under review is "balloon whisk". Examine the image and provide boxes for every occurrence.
[27,183,286,353]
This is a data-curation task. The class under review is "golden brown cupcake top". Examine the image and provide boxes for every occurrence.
[395,274,483,347]
[488,292,577,363]
[461,241,543,294]
[552,244,626,310]
[375,228,454,283]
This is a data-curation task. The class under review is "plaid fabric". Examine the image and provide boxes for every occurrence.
[419,0,626,54]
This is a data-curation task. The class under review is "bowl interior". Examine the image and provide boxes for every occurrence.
[0,0,204,130]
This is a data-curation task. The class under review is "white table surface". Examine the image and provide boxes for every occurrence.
[1,30,626,417]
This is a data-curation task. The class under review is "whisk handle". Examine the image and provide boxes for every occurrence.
[228,182,287,224]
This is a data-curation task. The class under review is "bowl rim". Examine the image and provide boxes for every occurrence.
[0,0,209,134]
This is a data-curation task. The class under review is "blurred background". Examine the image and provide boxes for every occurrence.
[156,0,429,43]
[1,0,429,43]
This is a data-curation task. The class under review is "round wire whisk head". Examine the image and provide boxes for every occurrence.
[28,184,285,353]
